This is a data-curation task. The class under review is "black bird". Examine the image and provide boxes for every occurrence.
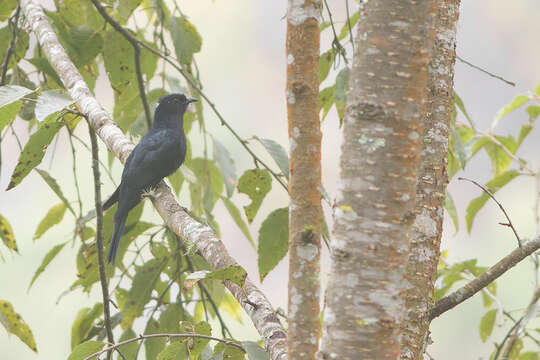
[103,93,196,264]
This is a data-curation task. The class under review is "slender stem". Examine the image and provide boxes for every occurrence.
[345,0,354,52]
[0,6,21,85]
[89,124,115,360]
[67,128,83,216]
[84,333,244,360]
[456,55,515,87]
[70,133,117,186]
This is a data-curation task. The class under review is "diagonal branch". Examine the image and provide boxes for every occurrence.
[430,238,540,320]
[19,2,287,360]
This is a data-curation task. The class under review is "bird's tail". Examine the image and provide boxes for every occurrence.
[108,214,126,264]
[103,186,120,211]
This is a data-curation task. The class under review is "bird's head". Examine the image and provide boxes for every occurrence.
[156,93,197,114]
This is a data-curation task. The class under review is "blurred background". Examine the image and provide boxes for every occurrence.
[1,1,540,359]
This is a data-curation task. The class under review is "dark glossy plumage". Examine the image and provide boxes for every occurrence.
[103,93,196,263]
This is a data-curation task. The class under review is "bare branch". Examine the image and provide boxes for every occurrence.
[430,238,540,320]
[458,177,522,247]
[20,2,287,359]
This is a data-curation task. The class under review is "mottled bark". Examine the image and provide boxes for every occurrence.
[401,2,460,359]
[318,1,435,359]
[286,1,322,359]
[20,2,287,359]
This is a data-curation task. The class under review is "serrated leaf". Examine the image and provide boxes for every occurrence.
[6,113,64,190]
[444,191,459,233]
[28,242,67,290]
[171,16,202,65]
[185,265,247,287]
[35,168,75,215]
[258,208,289,282]
[0,214,17,252]
[34,203,67,240]
[319,49,334,83]
[121,258,168,329]
[0,100,22,132]
[67,341,104,360]
[71,303,103,349]
[118,328,138,359]
[222,197,254,247]
[479,309,497,342]
[465,170,521,233]
[237,169,272,223]
[0,300,37,352]
[213,138,237,197]
[242,341,269,360]
[254,137,289,179]
[493,94,531,129]
[0,85,34,108]
[35,90,74,122]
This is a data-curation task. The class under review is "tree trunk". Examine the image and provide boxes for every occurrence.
[286,1,322,359]
[401,2,461,359]
[319,1,435,359]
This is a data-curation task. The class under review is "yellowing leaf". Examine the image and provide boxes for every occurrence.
[0,214,17,252]
[0,300,37,352]
[34,203,67,240]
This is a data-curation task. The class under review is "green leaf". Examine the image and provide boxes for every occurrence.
[213,138,237,197]
[0,300,37,352]
[334,67,350,123]
[145,319,166,360]
[493,94,530,129]
[526,105,540,121]
[222,197,254,247]
[179,321,212,358]
[444,191,459,233]
[6,113,64,190]
[213,341,246,360]
[35,169,75,215]
[254,137,289,179]
[242,341,269,360]
[0,0,17,21]
[103,30,135,93]
[258,208,289,282]
[35,90,74,122]
[0,85,34,108]
[118,328,138,359]
[168,168,185,195]
[453,91,474,129]
[185,265,248,287]
[0,27,29,70]
[338,11,360,40]
[449,126,468,170]
[34,203,67,240]
[121,258,168,329]
[0,214,17,252]
[67,341,104,360]
[479,309,497,342]
[27,57,64,88]
[465,170,521,233]
[221,293,244,324]
[28,242,67,290]
[482,282,497,308]
[0,100,22,132]
[157,341,186,360]
[519,352,540,360]
[71,303,103,349]
[118,0,143,22]
[171,16,202,65]
[72,241,114,293]
[237,169,272,223]
[319,49,334,83]
[319,85,335,121]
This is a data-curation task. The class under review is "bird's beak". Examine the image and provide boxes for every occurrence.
[187,97,198,104]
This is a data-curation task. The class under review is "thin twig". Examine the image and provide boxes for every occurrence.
[67,128,83,216]
[84,333,244,360]
[458,176,522,247]
[0,6,21,85]
[430,238,540,320]
[70,133,117,186]
[89,0,152,129]
[89,123,115,360]
[493,316,522,360]
[345,0,355,52]
[456,55,516,87]
[477,131,534,175]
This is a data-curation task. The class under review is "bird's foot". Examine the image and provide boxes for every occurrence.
[141,187,158,200]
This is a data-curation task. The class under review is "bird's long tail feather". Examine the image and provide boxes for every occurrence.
[103,186,120,211]
[108,214,126,264]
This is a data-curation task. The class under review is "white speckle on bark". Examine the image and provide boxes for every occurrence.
[287,54,294,64]
[297,243,318,261]
[290,137,297,153]
[389,21,410,28]
[287,0,319,26]
[367,47,380,55]
[324,307,336,324]
[293,127,301,138]
[401,193,410,202]
[408,131,419,140]
[414,210,438,238]
[346,273,359,287]
[287,90,296,104]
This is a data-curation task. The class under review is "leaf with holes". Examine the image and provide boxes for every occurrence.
[0,214,17,252]
[6,113,64,190]
[0,300,37,352]
[237,169,272,223]
[258,208,289,282]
